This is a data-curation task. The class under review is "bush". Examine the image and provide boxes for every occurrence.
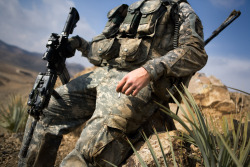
[0,95,28,133]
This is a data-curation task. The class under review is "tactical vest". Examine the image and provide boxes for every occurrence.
[88,0,188,70]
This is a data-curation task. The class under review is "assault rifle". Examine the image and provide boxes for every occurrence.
[19,7,80,158]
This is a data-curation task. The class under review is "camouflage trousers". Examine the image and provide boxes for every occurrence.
[18,66,160,167]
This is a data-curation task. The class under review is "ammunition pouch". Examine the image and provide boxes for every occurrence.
[119,0,144,36]
[102,4,128,38]
[92,38,120,60]
[119,11,141,36]
[109,38,151,69]
[87,35,120,66]
[119,38,143,62]
[87,35,104,66]
[137,0,167,37]
[119,0,167,37]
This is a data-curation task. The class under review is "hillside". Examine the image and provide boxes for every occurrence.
[0,40,46,72]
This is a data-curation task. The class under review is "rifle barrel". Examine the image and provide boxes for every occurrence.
[205,10,241,46]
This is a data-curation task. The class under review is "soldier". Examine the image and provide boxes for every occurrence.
[19,0,207,166]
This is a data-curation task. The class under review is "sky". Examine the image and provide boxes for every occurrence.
[0,0,249,93]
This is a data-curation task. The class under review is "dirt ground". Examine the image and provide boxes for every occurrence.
[0,66,91,167]
[0,129,79,167]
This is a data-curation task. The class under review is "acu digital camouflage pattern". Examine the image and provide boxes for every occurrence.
[143,2,207,81]
[19,67,158,167]
[19,0,207,166]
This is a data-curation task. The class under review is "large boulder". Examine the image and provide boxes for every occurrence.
[122,130,195,167]
[170,73,237,133]
[188,73,235,115]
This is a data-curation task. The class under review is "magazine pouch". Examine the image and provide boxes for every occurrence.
[119,38,143,62]
[112,37,151,69]
[102,4,128,38]
[91,37,120,61]
[137,0,166,37]
[119,0,144,36]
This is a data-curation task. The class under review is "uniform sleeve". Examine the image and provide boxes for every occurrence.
[76,37,91,57]
[68,35,91,57]
[143,2,208,81]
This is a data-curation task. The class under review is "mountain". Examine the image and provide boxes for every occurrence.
[0,40,46,72]
[0,39,85,105]
[0,40,85,75]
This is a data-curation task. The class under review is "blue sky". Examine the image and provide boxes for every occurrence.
[0,0,249,93]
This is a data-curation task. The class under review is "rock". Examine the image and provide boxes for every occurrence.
[230,92,250,114]
[122,130,193,167]
[188,73,235,115]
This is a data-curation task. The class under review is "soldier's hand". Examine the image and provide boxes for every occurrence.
[61,36,82,58]
[116,67,151,96]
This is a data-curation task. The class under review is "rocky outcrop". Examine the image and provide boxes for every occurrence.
[122,130,195,167]
[230,91,250,114]
[188,73,235,115]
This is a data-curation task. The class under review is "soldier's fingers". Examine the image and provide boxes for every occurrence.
[132,88,140,96]
[116,78,126,92]
[125,85,136,96]
[121,81,132,94]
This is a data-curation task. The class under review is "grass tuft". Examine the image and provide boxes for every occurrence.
[0,95,28,133]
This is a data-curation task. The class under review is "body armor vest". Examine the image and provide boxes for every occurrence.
[87,0,199,102]
[88,0,186,69]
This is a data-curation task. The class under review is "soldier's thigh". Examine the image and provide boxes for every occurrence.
[73,68,158,164]
[42,67,109,134]
[93,68,158,133]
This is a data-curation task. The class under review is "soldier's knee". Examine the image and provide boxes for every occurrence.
[61,149,89,167]
[82,127,131,166]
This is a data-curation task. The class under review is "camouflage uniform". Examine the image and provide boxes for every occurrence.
[19,0,207,166]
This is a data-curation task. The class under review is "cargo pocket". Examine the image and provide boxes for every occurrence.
[137,0,167,37]
[90,37,120,61]
[102,4,128,38]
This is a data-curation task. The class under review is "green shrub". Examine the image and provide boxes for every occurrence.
[0,95,28,133]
